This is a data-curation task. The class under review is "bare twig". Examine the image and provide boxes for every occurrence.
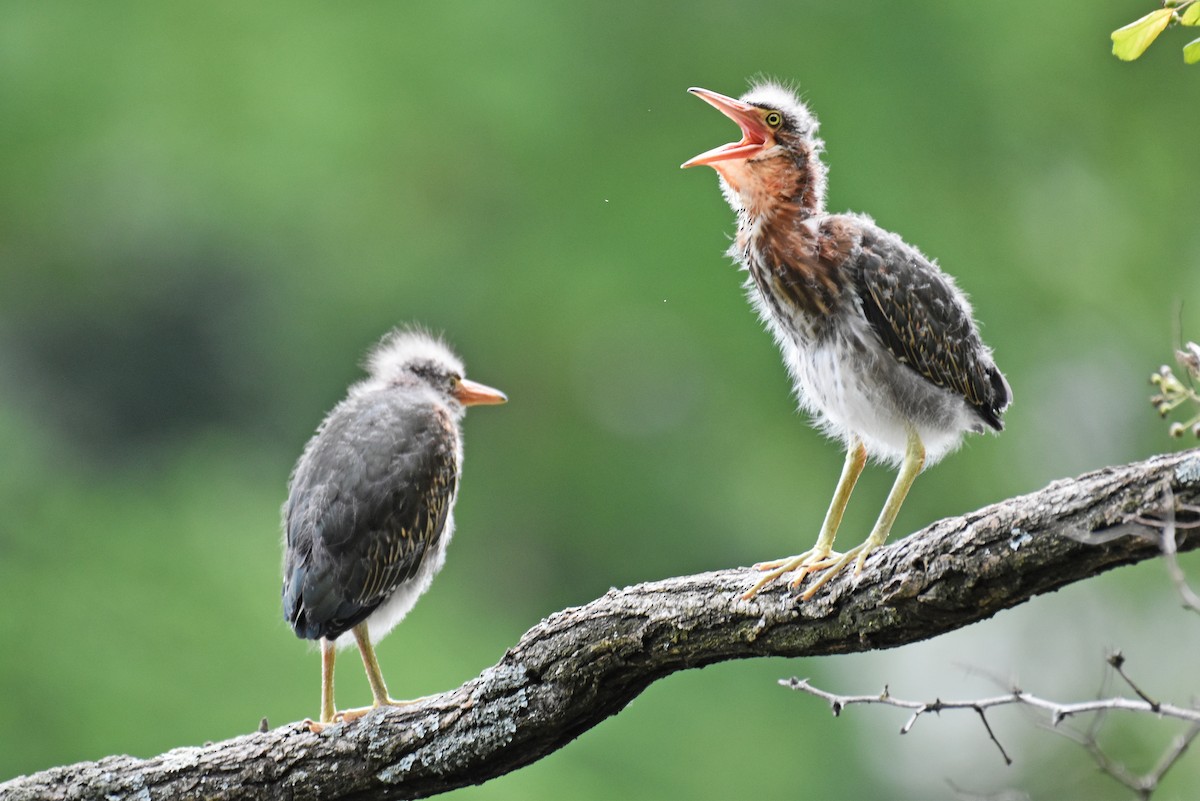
[1107,650,1160,710]
[782,677,1200,730]
[1047,715,1200,800]
[1135,491,1200,614]
[782,658,1200,799]
[1147,723,1200,797]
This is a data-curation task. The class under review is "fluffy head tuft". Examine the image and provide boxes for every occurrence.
[363,326,464,388]
[741,80,821,142]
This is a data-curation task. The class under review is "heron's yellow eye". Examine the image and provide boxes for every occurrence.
[764,111,783,129]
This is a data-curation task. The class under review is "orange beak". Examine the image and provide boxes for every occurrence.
[681,87,772,168]
[454,378,507,407]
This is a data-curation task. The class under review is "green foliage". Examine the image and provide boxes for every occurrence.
[1111,1,1200,63]
[1112,8,1174,60]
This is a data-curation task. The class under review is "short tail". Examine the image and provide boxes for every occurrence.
[978,364,1012,432]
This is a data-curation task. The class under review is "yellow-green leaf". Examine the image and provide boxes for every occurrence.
[1182,3,1200,26]
[1185,36,1200,63]
[1111,8,1173,60]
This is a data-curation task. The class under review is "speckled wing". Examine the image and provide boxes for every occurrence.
[850,225,1010,431]
[282,394,459,641]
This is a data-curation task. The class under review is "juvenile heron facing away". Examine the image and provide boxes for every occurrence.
[282,327,506,729]
[683,82,1010,600]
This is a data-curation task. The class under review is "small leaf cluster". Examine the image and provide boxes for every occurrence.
[1111,1,1200,63]
[1151,342,1200,438]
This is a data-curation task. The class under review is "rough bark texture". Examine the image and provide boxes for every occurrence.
[5,449,1200,801]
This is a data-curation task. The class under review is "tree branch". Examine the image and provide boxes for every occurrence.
[5,448,1200,801]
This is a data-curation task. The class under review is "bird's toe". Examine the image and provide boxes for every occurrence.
[852,544,876,575]
[743,548,846,599]
[797,547,866,600]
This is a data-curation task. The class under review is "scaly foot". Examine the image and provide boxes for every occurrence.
[335,696,424,724]
[743,540,881,601]
[794,540,881,600]
[303,697,426,732]
[741,548,841,600]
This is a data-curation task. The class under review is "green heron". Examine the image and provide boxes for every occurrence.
[282,327,506,729]
[683,82,1010,600]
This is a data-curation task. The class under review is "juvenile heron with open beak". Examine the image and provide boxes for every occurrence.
[282,327,506,728]
[683,82,1010,600]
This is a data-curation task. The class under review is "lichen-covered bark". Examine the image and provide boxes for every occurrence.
[4,449,1199,801]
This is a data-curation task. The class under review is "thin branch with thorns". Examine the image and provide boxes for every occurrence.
[782,653,1200,799]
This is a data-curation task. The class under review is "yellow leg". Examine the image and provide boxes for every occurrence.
[798,429,925,600]
[742,439,867,600]
[354,622,392,707]
[320,638,336,721]
[333,622,425,724]
[303,638,338,733]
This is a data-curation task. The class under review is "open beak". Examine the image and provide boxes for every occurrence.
[681,87,772,168]
[454,378,508,407]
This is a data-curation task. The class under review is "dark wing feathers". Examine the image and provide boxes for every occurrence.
[282,394,458,641]
[850,227,1009,430]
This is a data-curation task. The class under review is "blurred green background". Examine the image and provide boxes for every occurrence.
[2,1,1199,798]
